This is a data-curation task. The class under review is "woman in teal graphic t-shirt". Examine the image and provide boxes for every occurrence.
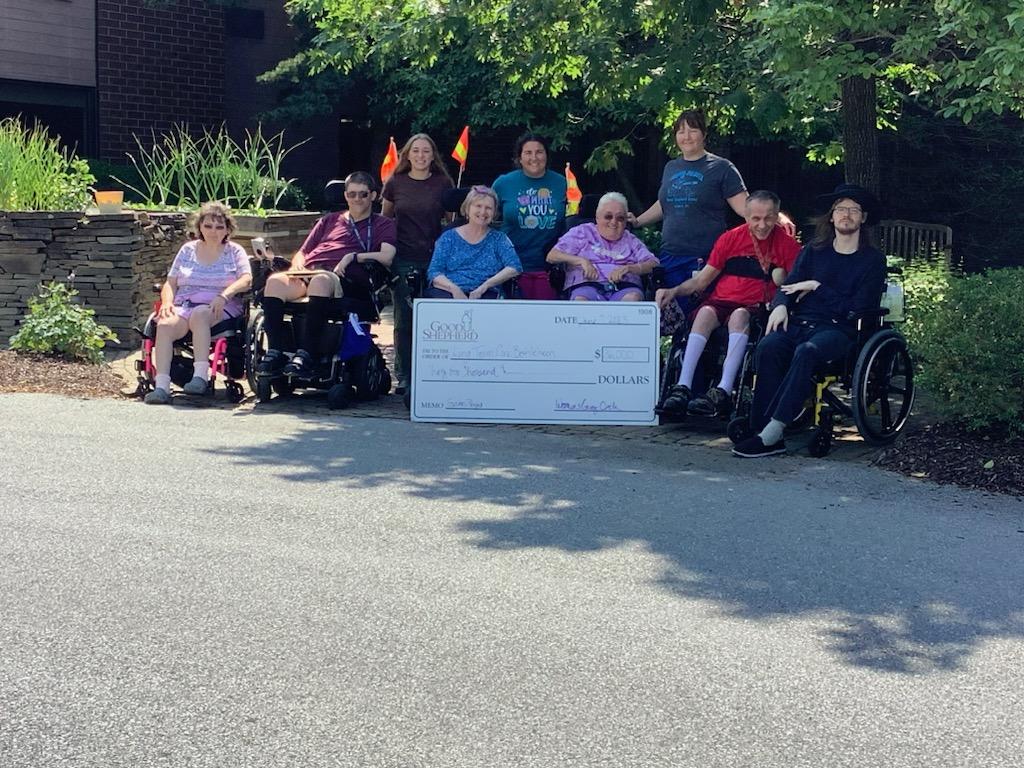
[491,132,567,300]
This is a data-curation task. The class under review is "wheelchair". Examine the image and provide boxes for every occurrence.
[655,306,765,424]
[727,278,915,457]
[134,285,252,404]
[245,259,393,410]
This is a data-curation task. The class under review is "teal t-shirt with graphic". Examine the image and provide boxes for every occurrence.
[492,169,568,271]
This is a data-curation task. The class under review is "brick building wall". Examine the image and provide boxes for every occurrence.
[96,0,226,163]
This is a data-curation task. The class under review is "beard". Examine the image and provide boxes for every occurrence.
[833,219,861,236]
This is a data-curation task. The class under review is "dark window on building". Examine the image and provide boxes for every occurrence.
[225,8,265,40]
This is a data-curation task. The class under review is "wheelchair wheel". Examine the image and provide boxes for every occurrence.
[255,376,273,403]
[327,382,351,410]
[852,329,914,445]
[727,416,753,445]
[353,346,390,401]
[808,425,833,457]
[225,381,244,404]
[245,310,267,393]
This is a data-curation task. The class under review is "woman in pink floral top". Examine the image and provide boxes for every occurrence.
[546,192,659,301]
[145,202,252,404]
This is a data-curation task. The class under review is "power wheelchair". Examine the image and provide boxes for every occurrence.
[727,276,914,456]
[245,255,393,409]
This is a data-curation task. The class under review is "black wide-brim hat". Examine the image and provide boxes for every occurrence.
[815,183,883,222]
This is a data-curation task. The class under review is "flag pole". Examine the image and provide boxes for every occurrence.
[456,165,464,187]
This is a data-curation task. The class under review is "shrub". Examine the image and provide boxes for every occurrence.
[0,117,95,211]
[115,124,308,213]
[909,267,1024,436]
[10,282,118,364]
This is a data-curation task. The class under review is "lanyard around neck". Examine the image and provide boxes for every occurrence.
[348,214,372,253]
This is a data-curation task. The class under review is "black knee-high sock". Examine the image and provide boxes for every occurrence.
[261,297,288,351]
[302,295,332,355]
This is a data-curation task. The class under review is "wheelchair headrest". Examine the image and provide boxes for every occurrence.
[324,179,346,212]
[578,193,601,220]
[442,187,471,214]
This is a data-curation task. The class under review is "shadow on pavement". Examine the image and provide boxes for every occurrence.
[210,412,1024,677]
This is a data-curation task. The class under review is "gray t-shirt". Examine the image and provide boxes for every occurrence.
[657,153,746,257]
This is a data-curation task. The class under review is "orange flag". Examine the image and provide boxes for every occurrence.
[565,162,583,215]
[451,126,470,168]
[380,136,399,183]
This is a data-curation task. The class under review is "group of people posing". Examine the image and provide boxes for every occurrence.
[144,110,887,459]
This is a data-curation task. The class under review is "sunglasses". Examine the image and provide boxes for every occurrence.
[601,214,627,223]
[344,190,371,199]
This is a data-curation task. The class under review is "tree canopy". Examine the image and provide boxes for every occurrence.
[273,0,1024,178]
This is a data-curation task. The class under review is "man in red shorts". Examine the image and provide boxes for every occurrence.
[655,190,800,418]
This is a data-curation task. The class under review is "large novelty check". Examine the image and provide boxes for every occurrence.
[410,299,660,425]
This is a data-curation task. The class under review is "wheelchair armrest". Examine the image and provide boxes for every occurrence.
[846,308,889,321]
[548,264,567,294]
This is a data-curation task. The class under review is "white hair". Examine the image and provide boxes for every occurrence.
[597,192,628,212]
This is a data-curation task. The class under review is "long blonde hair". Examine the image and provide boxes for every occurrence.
[392,133,454,183]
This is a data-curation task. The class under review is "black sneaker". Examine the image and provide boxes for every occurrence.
[256,349,286,376]
[282,349,314,378]
[659,384,691,417]
[732,435,787,458]
[689,386,733,418]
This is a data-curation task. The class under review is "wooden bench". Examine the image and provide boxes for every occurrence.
[877,219,953,260]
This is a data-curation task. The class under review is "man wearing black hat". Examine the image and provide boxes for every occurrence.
[732,183,887,458]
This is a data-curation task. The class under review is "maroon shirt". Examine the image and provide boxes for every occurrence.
[300,211,397,270]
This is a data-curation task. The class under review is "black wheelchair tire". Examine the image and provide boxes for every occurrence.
[353,346,389,401]
[727,416,753,445]
[225,382,244,404]
[255,376,273,403]
[327,382,351,410]
[807,426,832,458]
[852,329,914,445]
[245,310,267,393]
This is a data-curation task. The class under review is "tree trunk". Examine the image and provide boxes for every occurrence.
[842,75,880,195]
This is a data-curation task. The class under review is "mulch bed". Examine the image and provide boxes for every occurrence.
[0,350,126,399]
[875,422,1024,497]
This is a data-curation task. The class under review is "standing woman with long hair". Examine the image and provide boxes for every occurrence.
[492,132,567,300]
[381,133,454,394]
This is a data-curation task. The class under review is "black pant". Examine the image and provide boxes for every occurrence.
[751,322,853,431]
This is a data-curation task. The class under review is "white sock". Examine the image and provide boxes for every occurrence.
[155,374,171,391]
[677,333,708,388]
[717,332,748,393]
[758,419,785,446]
[192,361,210,381]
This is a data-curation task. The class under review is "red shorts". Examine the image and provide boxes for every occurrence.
[691,299,761,326]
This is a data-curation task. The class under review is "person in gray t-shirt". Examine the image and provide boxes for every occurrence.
[631,110,774,310]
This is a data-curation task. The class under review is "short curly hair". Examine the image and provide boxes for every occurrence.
[190,201,237,244]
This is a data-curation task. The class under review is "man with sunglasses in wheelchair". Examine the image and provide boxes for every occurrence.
[255,171,397,379]
[655,190,801,419]
[732,183,886,458]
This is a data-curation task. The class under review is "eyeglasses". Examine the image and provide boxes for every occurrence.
[601,214,627,223]
[834,205,863,215]
[344,190,371,199]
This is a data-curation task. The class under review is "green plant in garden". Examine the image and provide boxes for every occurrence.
[10,282,118,364]
[114,124,307,213]
[0,117,95,211]
[909,268,1024,436]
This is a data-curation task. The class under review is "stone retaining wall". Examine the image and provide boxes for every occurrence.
[0,211,188,348]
